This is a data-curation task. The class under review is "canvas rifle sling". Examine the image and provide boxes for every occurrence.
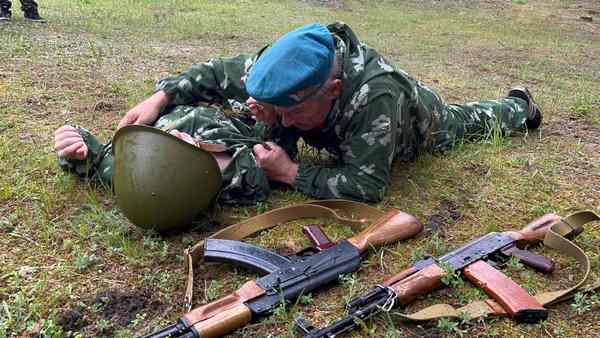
[391,210,600,322]
[183,199,388,310]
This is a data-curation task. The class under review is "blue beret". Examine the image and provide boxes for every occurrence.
[246,23,335,107]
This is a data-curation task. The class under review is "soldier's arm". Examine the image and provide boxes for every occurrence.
[293,90,398,203]
[155,52,258,106]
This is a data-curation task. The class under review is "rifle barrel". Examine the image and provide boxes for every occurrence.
[143,321,190,338]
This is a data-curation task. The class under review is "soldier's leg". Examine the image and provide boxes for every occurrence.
[18,0,37,13]
[0,0,12,18]
[20,0,43,21]
[419,85,533,152]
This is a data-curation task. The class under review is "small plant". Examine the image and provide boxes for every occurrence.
[457,311,471,325]
[129,312,147,327]
[384,327,402,338]
[114,329,134,338]
[425,232,446,256]
[481,116,507,148]
[90,301,104,313]
[437,317,461,335]
[205,280,223,302]
[74,253,98,272]
[181,235,195,247]
[159,241,170,259]
[256,201,269,214]
[0,215,15,232]
[339,273,358,287]
[346,316,374,336]
[455,286,485,305]
[38,319,64,338]
[440,262,464,288]
[97,319,112,333]
[299,293,314,306]
[143,271,176,293]
[570,292,598,315]
[552,324,567,338]
[273,302,288,318]
[143,235,161,248]
[339,273,360,305]
[506,255,524,270]
[570,97,598,124]
[410,246,424,263]
[382,311,402,337]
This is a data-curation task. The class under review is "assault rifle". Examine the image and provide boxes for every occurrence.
[144,210,423,338]
[297,214,567,338]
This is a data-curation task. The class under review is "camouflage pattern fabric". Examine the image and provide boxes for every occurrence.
[0,0,38,13]
[59,22,533,205]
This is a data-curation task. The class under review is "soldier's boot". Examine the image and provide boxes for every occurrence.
[0,8,10,21]
[507,86,542,129]
[24,8,45,22]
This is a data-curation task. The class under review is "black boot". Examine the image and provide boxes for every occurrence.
[0,8,10,21]
[24,9,45,22]
[507,86,543,130]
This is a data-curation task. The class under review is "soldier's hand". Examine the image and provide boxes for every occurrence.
[253,142,298,185]
[246,97,278,127]
[117,91,171,129]
[54,125,88,160]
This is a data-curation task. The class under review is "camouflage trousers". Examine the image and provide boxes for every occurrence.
[59,93,531,205]
[396,83,531,160]
[0,0,38,13]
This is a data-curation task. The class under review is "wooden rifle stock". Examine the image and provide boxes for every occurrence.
[504,213,561,243]
[347,210,423,253]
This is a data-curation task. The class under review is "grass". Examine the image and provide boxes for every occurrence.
[1,0,599,337]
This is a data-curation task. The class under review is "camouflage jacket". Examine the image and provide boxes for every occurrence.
[156,22,434,203]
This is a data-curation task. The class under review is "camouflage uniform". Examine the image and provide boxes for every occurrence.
[0,0,39,15]
[60,22,533,204]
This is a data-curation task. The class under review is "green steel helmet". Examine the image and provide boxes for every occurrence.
[112,125,222,232]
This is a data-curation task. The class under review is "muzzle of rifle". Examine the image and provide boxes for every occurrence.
[143,320,193,338]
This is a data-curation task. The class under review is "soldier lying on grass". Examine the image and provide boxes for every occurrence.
[54,22,542,205]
